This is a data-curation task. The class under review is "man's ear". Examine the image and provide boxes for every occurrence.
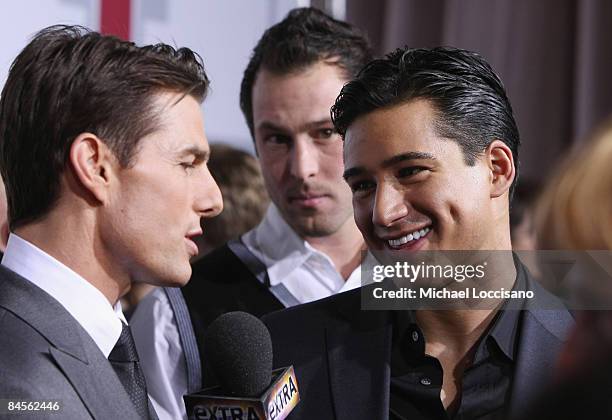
[486,140,515,198]
[69,133,116,203]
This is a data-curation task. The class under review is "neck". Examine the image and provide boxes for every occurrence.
[14,208,129,306]
[417,309,498,356]
[417,308,500,413]
[417,248,517,355]
[304,217,365,280]
[490,207,513,251]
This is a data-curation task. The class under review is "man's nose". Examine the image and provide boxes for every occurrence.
[372,182,408,227]
[196,167,223,218]
[289,138,319,181]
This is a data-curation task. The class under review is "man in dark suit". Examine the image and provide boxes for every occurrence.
[0,26,222,419]
[263,47,574,420]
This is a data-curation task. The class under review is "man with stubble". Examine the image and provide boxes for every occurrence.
[131,8,373,420]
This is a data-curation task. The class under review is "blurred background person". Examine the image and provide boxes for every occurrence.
[535,117,612,374]
[519,117,612,419]
[535,122,612,251]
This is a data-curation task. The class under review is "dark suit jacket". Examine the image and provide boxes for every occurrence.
[263,262,574,420]
[0,265,142,419]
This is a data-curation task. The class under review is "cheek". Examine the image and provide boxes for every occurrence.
[322,143,345,178]
[259,149,288,180]
[261,164,286,198]
[428,183,489,235]
[119,179,185,231]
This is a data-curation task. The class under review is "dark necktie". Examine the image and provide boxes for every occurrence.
[109,322,155,419]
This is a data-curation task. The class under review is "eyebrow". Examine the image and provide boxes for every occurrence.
[177,145,209,161]
[257,119,332,133]
[343,151,436,181]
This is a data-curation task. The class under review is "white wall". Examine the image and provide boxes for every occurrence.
[0,0,304,153]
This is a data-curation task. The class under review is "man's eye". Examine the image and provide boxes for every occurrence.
[180,162,196,171]
[265,134,291,145]
[398,167,426,178]
[350,180,375,193]
[317,128,335,139]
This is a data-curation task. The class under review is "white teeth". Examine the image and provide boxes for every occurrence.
[387,227,430,247]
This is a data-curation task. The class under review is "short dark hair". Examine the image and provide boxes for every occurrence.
[332,46,521,199]
[0,25,210,230]
[240,7,372,137]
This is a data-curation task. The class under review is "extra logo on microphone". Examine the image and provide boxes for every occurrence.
[185,366,300,420]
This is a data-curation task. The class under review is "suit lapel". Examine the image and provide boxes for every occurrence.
[0,267,141,419]
[50,345,141,419]
[326,294,392,420]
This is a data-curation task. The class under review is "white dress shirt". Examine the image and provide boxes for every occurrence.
[130,204,364,420]
[1,233,126,358]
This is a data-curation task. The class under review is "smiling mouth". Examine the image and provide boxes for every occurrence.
[386,226,432,249]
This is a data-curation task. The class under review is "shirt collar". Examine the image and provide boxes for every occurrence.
[479,254,528,362]
[1,233,125,357]
[244,204,324,285]
[393,255,527,363]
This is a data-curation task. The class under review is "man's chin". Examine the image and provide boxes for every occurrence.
[290,216,346,238]
[162,276,191,288]
[165,268,193,288]
[135,265,192,288]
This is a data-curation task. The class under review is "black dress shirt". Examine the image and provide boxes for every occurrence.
[389,268,527,420]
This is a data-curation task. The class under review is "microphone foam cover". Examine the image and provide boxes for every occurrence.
[204,311,273,397]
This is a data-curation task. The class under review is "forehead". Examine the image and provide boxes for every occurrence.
[252,62,347,129]
[343,99,463,170]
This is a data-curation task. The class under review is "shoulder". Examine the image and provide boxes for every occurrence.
[523,273,575,341]
[0,307,65,384]
[263,287,361,337]
[180,244,258,296]
[0,312,93,417]
[190,244,242,278]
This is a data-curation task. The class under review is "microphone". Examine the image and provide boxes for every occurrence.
[184,311,300,420]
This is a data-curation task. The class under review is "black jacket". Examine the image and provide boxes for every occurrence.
[262,260,575,420]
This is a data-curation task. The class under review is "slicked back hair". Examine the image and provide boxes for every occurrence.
[332,46,520,200]
[240,7,372,137]
[0,25,210,229]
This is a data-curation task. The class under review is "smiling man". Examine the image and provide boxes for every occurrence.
[0,26,222,419]
[263,47,574,420]
[343,98,504,254]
